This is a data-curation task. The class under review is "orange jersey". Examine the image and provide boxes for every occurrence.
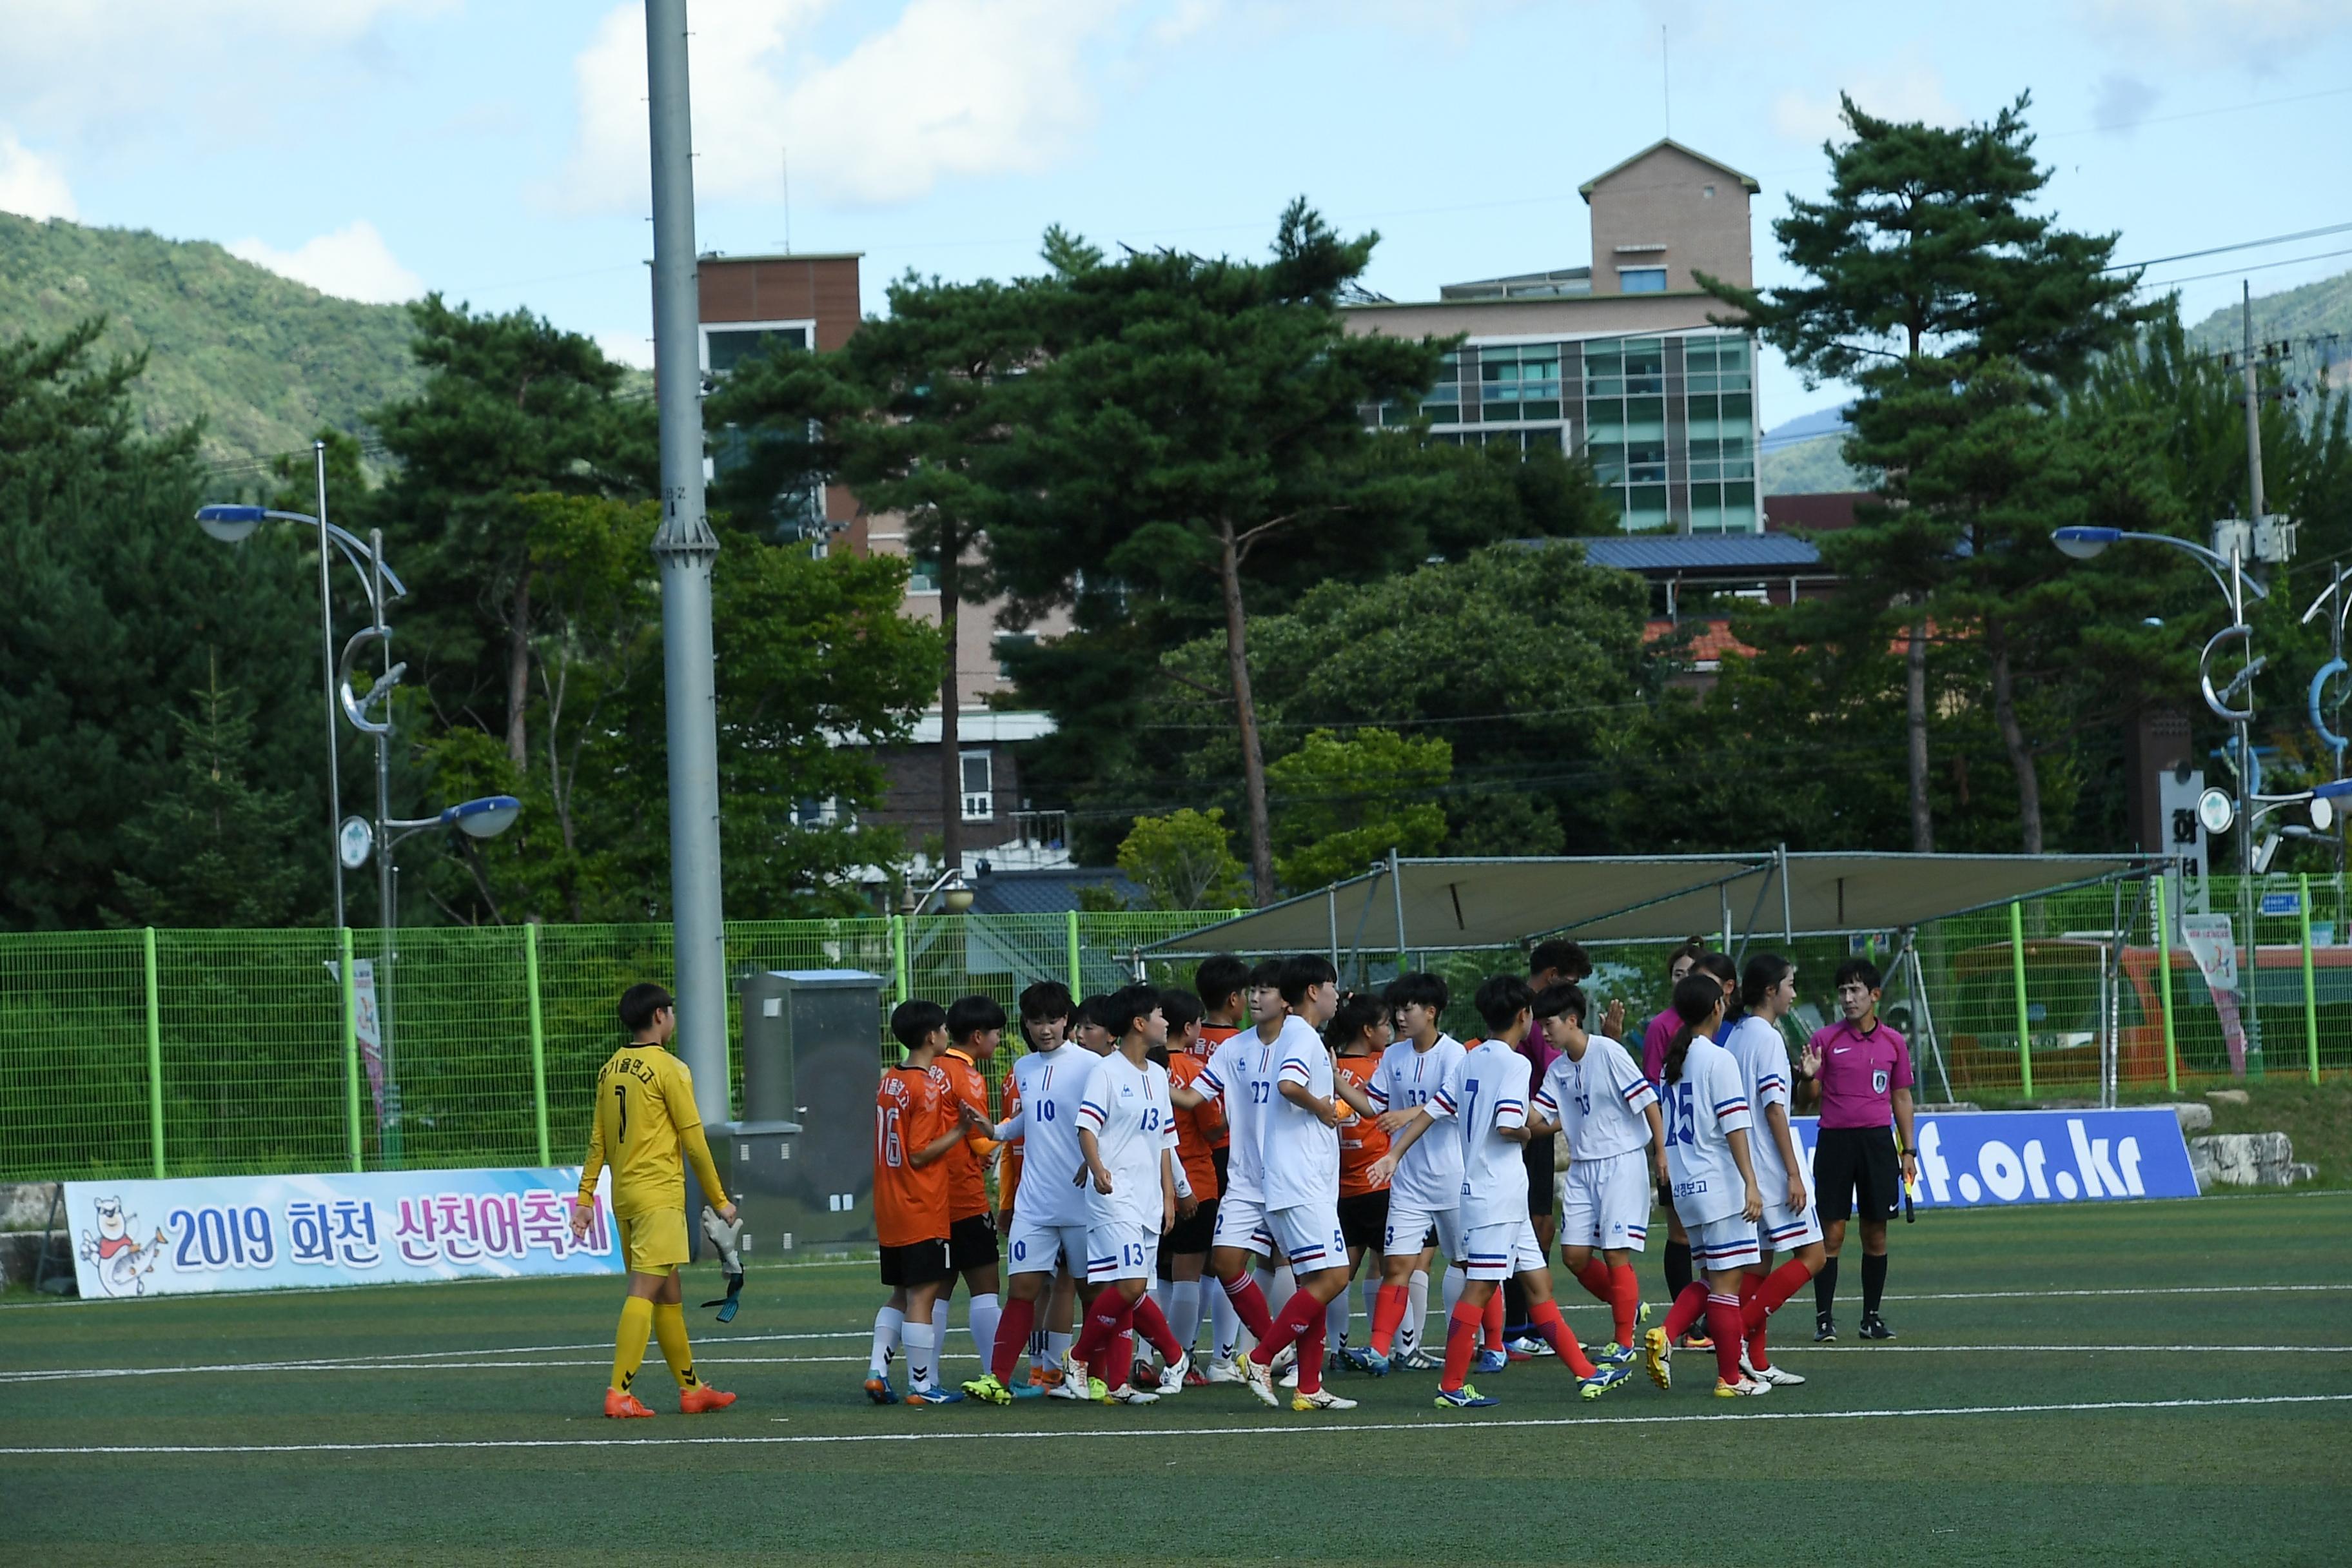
[1193,1023,1244,1148]
[1166,1052,1225,1201]
[996,1075,1023,1214]
[935,1047,998,1222]
[874,1064,954,1247]
[1335,1054,1390,1197]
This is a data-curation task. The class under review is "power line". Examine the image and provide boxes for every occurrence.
[2140,245,2352,293]
[2104,220,2352,274]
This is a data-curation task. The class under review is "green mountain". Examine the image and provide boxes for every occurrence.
[2184,265,2352,393]
[1761,432,1871,495]
[0,212,424,471]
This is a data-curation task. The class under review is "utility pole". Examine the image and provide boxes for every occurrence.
[645,0,731,1122]
[2235,280,2268,1075]
[2242,280,2268,529]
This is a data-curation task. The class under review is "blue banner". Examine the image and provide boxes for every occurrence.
[1792,1108,2200,1208]
[63,1167,621,1299]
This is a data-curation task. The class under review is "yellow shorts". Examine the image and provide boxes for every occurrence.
[614,1206,689,1276]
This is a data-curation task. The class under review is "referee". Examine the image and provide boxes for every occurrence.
[1794,957,1916,1342]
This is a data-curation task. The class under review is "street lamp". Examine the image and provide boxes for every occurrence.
[908,867,975,916]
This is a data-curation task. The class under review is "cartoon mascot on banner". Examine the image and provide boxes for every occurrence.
[80,1195,164,1297]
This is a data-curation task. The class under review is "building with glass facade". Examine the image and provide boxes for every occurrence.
[1344,139,1765,534]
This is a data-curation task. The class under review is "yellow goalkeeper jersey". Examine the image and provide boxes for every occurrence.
[578,1043,727,1215]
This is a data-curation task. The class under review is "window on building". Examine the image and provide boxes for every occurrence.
[1619,268,1668,293]
[1623,344,1665,395]
[700,322,812,377]
[908,547,940,594]
[960,751,995,821]
[993,632,1036,680]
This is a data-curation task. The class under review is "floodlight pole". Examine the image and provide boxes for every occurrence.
[646,0,731,1122]
[313,442,345,930]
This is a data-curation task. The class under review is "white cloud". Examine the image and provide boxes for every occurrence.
[227,220,424,304]
[0,129,77,220]
[560,0,1135,212]
[2091,72,2162,134]
[1772,59,1965,145]
[2076,0,2352,65]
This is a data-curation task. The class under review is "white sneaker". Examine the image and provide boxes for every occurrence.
[1713,1374,1772,1398]
[1157,1352,1191,1395]
[1240,1355,1282,1409]
[1105,1383,1160,1405]
[1045,1375,1089,1400]
[1507,1334,1554,1358]
[1202,1358,1244,1384]
[1279,1361,1299,1389]
[1291,1387,1358,1411]
[1743,1357,1807,1387]
[1270,1344,1298,1376]
[1061,1348,1092,1389]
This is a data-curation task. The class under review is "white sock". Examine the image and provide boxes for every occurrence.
[904,1320,937,1393]
[931,1297,950,1363]
[1324,1288,1350,1351]
[868,1305,904,1378]
[1170,1279,1203,1355]
[968,1292,1001,1371]
[1046,1330,1072,1368]
[1254,1264,1277,1305]
[1402,1268,1429,1357]
[1361,1275,1382,1336]
[1441,1265,1463,1330]
[1274,1264,1297,1303]
[1211,1278,1241,1362]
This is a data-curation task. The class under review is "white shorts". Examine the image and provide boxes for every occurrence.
[1210,1190,1273,1257]
[1560,1148,1653,1254]
[1460,1217,1545,1282]
[1005,1215,1090,1278]
[1266,1202,1347,1273]
[1382,1196,1463,1262]
[1085,1220,1159,1283]
[1688,1211,1761,1273]
[1758,1190,1823,1254]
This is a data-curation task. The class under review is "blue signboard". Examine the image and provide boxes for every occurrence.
[1791,1108,2199,1208]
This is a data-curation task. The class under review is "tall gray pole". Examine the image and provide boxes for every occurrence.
[2236,281,2268,1075]
[313,440,345,929]
[371,527,403,1165]
[645,0,730,1123]
[2242,281,2268,527]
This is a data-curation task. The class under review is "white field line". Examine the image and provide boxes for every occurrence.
[2,1393,2346,1457]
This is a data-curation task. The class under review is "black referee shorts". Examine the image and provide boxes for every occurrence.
[948,1212,999,1273]
[1159,1196,1217,1268]
[1337,1189,1389,1253]
[1523,1136,1555,1217]
[1814,1125,1901,1224]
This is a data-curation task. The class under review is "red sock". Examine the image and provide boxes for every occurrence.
[1661,1281,1711,1341]
[1744,1257,1816,1333]
[1707,1294,1745,1385]
[1609,1262,1641,1349]
[1527,1298,1596,1378]
[1738,1275,1769,1371]
[991,1295,1036,1385]
[1072,1293,1127,1365]
[1573,1257,1612,1303]
[1131,1293,1184,1363]
[1370,1283,1408,1355]
[1221,1272,1275,1340]
[1297,1316,1325,1395]
[1482,1289,1505,1348]
[1440,1299,1481,1392]
[1249,1288,1327,1368]
[1110,1329,1135,1389]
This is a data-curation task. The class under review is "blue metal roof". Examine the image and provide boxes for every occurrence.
[966,867,1151,917]
[1578,534,1822,573]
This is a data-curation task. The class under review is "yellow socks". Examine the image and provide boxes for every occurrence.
[653,1300,700,1389]
[611,1296,654,1394]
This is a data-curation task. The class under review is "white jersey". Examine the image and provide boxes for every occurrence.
[1194,1023,1282,1204]
[1366,1034,1465,1211]
[1260,1016,1338,1211]
[1002,1044,1106,1228]
[1079,1051,1176,1230]
[1659,1035,1754,1227]
[1722,1014,1796,1196]
[1435,1038,1532,1232]
[1533,1035,1658,1162]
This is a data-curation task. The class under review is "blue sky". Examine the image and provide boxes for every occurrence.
[4,0,2349,428]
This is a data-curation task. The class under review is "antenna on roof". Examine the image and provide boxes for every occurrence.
[1661,26,1671,139]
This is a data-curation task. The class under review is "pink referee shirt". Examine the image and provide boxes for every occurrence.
[1642,1008,1677,1083]
[1807,1018,1912,1129]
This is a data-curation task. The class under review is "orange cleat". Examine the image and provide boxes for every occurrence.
[1032,1364,1066,1389]
[604,1388,657,1418]
[679,1384,737,1415]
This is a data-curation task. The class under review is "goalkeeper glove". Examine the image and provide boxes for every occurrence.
[700,1205,745,1322]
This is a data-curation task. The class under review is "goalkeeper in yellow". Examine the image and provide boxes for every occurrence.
[571,983,740,1418]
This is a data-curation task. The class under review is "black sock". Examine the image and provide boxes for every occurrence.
[1862,1252,1888,1317]
[1502,1275,1529,1335]
[1664,1240,1692,1301]
[1815,1255,1840,1318]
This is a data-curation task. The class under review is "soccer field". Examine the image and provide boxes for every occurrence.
[5,1193,2349,1567]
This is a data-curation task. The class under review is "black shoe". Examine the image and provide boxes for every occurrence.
[1814,1313,1838,1342]
[1858,1313,1895,1341]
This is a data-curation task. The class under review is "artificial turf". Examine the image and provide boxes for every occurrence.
[3,1190,2347,1567]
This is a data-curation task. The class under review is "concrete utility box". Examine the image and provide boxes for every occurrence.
[725,968,885,1256]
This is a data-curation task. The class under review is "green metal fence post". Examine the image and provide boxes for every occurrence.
[890,914,909,1003]
[525,921,551,1165]
[2154,877,2179,1096]
[1066,910,1083,995]
[142,926,164,1179]
[2300,873,2320,1086]
[2010,901,2035,1100]
[340,926,362,1173]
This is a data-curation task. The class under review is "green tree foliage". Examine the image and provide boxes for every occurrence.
[1115,808,1251,912]
[1266,729,1450,890]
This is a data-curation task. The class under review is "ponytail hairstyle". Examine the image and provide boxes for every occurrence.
[1741,953,1794,1015]
[1662,972,1727,1086]
[1324,992,1387,1053]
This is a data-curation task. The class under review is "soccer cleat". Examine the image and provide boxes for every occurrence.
[1061,1349,1093,1389]
[906,1386,966,1406]
[1358,1348,1391,1377]
[1598,1341,1638,1368]
[1133,1358,1158,1390]
[1508,1334,1554,1359]
[1433,1382,1498,1409]
[863,1375,899,1406]
[1859,1313,1896,1341]
[1642,1326,1672,1391]
[679,1384,736,1415]
[1578,1363,1632,1400]
[1104,1383,1160,1406]
[1397,1347,1441,1371]
[1714,1375,1771,1398]
[1474,1348,1508,1375]
[1157,1353,1191,1396]
[1031,1363,1065,1389]
[1636,1298,1654,1326]
[1279,1361,1299,1389]
[1744,1359,1807,1387]
[1293,1387,1358,1411]
[1240,1355,1283,1409]
[1009,1378,1046,1400]
[961,1373,1014,1405]
[1182,1366,1210,1387]
[1269,1344,1298,1377]
[1202,1357,1245,1384]
[603,1388,656,1419]
[1680,1331,1714,1351]
[1815,1313,1838,1343]
[1047,1373,1106,1402]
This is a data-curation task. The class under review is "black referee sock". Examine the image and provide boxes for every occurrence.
[1664,1240,1692,1302]
[1815,1255,1839,1318]
[1502,1275,1529,1337]
[1862,1252,1888,1318]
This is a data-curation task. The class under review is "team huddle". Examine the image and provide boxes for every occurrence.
[856,943,1919,1413]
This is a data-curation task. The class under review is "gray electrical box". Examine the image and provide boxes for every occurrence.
[727,968,885,1256]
